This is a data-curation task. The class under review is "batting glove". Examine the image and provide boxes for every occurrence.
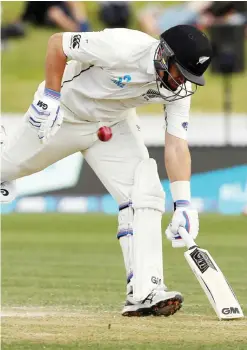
[165,200,199,248]
[28,88,62,144]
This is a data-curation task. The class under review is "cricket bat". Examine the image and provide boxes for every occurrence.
[178,227,244,320]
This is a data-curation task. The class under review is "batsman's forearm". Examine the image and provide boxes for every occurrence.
[45,33,67,93]
[164,132,191,182]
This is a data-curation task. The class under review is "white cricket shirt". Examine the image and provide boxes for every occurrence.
[61,28,191,139]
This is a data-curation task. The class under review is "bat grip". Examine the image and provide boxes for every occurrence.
[178,227,198,250]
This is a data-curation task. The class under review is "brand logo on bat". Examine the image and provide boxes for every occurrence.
[190,248,217,273]
[222,307,240,315]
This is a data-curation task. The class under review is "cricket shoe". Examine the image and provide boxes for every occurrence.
[122,287,183,317]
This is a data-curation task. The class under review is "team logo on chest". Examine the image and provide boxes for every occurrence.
[111,75,131,88]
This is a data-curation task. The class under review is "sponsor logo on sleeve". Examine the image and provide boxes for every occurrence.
[71,34,81,49]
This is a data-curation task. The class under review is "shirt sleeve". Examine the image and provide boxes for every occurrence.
[164,83,192,140]
[62,30,123,67]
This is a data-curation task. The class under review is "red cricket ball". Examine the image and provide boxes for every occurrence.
[97,126,112,142]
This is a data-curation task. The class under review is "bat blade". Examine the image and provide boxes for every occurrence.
[184,246,244,320]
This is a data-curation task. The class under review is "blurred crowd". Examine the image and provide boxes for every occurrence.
[1,1,247,50]
[138,1,247,36]
[1,1,130,49]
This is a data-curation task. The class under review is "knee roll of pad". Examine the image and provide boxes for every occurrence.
[131,158,165,213]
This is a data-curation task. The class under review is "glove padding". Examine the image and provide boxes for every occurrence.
[165,205,199,248]
[28,88,62,144]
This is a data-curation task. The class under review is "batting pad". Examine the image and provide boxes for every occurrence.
[131,158,165,301]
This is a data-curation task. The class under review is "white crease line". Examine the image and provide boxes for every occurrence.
[1,311,208,319]
[2,309,246,321]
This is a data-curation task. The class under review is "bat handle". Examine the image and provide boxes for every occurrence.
[178,227,198,250]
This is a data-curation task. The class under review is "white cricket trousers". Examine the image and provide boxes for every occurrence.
[1,108,149,204]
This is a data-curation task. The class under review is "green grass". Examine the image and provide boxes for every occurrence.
[1,1,247,114]
[2,213,247,349]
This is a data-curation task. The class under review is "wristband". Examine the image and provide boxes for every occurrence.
[44,88,61,100]
[170,181,191,210]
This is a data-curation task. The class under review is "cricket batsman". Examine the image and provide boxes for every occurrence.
[1,25,212,317]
